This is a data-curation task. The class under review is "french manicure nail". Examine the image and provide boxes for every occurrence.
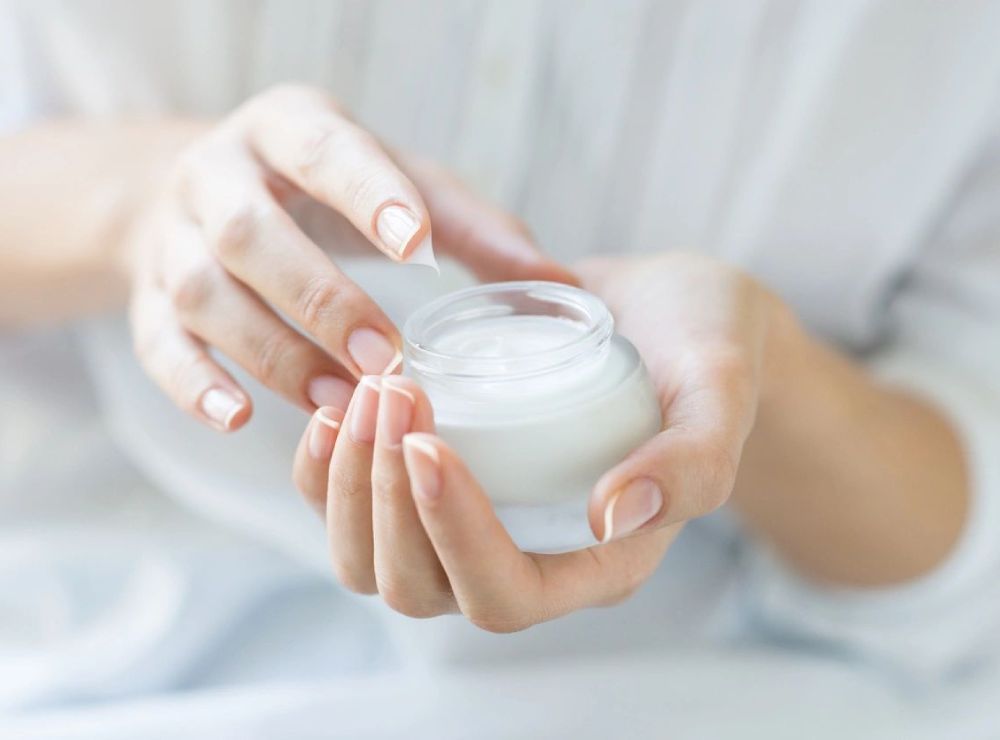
[308,406,343,460]
[200,388,244,431]
[402,434,442,501]
[349,375,381,443]
[347,327,401,376]
[380,378,415,447]
[376,204,422,257]
[307,375,354,412]
[601,478,663,543]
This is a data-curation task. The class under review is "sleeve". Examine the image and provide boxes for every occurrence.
[739,123,1000,684]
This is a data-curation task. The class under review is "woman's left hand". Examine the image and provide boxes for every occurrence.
[291,252,792,630]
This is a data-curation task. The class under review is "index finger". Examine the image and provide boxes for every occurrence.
[241,85,430,261]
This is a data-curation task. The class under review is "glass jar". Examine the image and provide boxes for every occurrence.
[403,281,662,553]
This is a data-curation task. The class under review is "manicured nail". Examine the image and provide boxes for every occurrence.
[200,388,244,431]
[307,375,354,412]
[601,478,663,543]
[380,378,415,447]
[402,434,442,502]
[347,327,401,375]
[349,376,381,443]
[375,204,422,257]
[308,406,343,460]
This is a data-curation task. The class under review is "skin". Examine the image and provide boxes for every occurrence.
[292,254,968,631]
[0,84,574,430]
[1,86,969,629]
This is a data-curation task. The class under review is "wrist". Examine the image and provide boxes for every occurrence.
[754,289,809,434]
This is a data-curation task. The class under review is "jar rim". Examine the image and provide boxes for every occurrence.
[403,281,614,382]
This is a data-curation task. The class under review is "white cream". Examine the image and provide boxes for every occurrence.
[404,281,662,553]
[403,233,439,273]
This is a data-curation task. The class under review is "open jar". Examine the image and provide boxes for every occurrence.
[403,281,662,553]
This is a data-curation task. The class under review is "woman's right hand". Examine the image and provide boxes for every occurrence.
[123,84,572,432]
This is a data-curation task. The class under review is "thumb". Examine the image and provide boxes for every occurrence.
[400,156,578,285]
[589,428,740,543]
[588,364,754,542]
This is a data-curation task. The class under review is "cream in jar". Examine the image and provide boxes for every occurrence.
[403,281,662,553]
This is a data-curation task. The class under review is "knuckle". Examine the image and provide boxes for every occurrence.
[257,82,337,111]
[379,582,449,620]
[260,82,311,104]
[296,123,373,185]
[370,467,405,507]
[465,607,532,634]
[213,203,267,260]
[342,165,389,217]
[296,124,339,179]
[252,328,296,387]
[168,263,217,315]
[331,563,377,596]
[296,276,343,333]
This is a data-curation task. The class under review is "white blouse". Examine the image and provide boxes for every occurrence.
[3,0,1000,731]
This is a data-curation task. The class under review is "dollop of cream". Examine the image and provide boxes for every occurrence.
[431,315,586,367]
[404,233,439,273]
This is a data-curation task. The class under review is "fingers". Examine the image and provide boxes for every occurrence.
[179,144,403,378]
[589,356,755,541]
[401,155,579,285]
[240,85,430,261]
[370,377,453,617]
[320,381,673,627]
[401,433,551,632]
[292,406,345,516]
[325,375,454,614]
[326,376,382,594]
[129,276,251,432]
[161,216,356,412]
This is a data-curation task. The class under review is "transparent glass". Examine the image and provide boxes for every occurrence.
[404,281,662,553]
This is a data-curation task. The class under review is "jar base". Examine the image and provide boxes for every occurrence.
[495,497,598,554]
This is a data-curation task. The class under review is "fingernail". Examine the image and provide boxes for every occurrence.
[200,388,244,431]
[349,375,381,443]
[601,478,663,543]
[308,406,343,460]
[380,378,415,447]
[347,327,401,375]
[376,204,422,257]
[402,434,442,502]
[307,375,354,412]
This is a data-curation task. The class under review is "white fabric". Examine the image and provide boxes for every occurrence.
[3,0,1000,736]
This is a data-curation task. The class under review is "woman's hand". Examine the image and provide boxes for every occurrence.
[123,84,572,432]
[291,252,791,630]
[582,253,966,587]
[292,376,679,631]
[576,252,790,541]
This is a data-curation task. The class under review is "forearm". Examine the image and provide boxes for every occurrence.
[731,306,968,587]
[0,119,206,327]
